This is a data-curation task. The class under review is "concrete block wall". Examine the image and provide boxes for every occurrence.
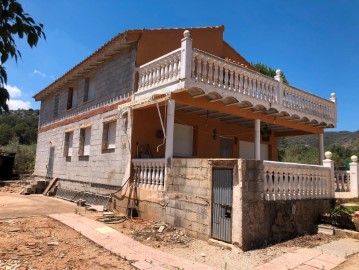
[111,158,212,240]
[165,158,211,240]
[39,48,136,126]
[34,106,132,195]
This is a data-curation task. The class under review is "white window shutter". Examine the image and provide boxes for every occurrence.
[67,132,73,157]
[83,128,91,156]
[173,123,193,156]
[107,122,116,149]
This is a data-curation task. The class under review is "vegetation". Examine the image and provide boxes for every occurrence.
[252,63,289,84]
[278,134,359,168]
[0,0,46,113]
[0,109,38,174]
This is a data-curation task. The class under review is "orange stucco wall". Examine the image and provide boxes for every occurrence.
[127,27,254,70]
[132,104,278,160]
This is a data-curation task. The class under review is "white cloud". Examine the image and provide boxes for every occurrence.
[32,69,46,77]
[8,100,31,110]
[4,84,32,110]
[5,84,22,98]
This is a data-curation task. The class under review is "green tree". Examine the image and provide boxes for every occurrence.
[279,144,319,164]
[0,123,13,144]
[252,63,289,84]
[0,0,45,113]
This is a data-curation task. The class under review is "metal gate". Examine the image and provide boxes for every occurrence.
[212,168,233,243]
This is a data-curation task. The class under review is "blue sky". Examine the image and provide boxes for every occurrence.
[5,0,359,131]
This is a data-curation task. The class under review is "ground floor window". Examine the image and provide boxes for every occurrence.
[79,127,91,159]
[64,131,74,161]
[102,121,116,153]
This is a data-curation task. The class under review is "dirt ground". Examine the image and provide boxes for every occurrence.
[0,180,353,270]
[0,216,135,270]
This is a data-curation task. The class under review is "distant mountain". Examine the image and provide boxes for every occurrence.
[279,131,359,148]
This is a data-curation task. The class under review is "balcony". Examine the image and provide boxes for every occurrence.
[135,31,336,128]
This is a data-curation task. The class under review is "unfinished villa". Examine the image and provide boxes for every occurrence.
[33,26,348,250]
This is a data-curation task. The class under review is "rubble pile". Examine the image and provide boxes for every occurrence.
[131,222,191,246]
[0,181,27,193]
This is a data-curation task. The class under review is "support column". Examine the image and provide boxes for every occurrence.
[350,155,359,198]
[165,99,175,161]
[319,133,324,165]
[180,30,192,79]
[274,69,283,104]
[254,119,261,160]
[323,151,335,198]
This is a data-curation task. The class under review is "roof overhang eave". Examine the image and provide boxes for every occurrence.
[33,40,137,101]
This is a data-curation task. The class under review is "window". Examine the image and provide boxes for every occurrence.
[79,127,91,159]
[53,94,60,117]
[239,141,269,160]
[64,131,74,161]
[102,121,116,153]
[67,87,77,110]
[83,77,95,103]
[173,123,193,156]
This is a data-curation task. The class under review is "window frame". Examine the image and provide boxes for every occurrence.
[102,120,117,153]
[79,126,91,159]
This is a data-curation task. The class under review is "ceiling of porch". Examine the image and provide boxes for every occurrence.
[175,103,299,134]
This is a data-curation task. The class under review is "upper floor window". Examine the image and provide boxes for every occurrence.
[83,77,95,103]
[79,126,91,159]
[53,94,60,117]
[67,87,77,110]
[102,121,116,153]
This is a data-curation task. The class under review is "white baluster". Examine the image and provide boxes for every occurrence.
[234,72,239,92]
[202,57,207,82]
[239,74,244,93]
[213,61,218,86]
[218,65,223,87]
[208,61,213,84]
[223,67,229,89]
[229,70,234,90]
[196,56,202,81]
[150,162,156,189]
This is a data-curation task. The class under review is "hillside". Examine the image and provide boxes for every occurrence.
[0,109,39,145]
[279,131,359,149]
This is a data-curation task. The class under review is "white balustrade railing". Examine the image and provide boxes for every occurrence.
[136,42,336,125]
[137,49,181,92]
[132,159,166,190]
[263,161,332,201]
[282,84,336,123]
[334,170,350,192]
[191,49,279,105]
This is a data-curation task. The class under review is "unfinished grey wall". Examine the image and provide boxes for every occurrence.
[39,48,136,127]
[34,106,132,194]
